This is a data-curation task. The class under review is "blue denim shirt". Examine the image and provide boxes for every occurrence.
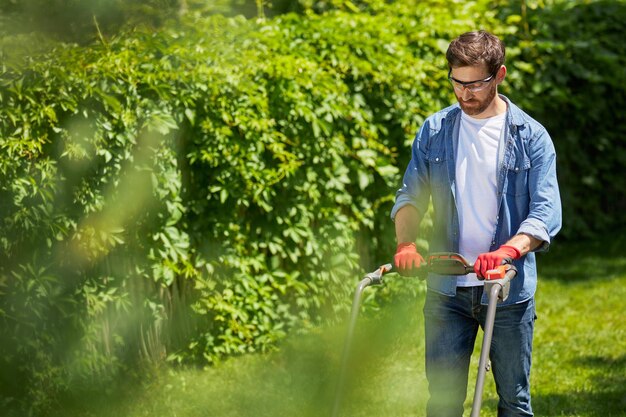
[391,96,562,305]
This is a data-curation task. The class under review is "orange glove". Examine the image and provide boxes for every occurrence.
[474,245,521,278]
[394,242,425,276]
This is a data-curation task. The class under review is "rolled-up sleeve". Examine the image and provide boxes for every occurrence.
[517,129,562,251]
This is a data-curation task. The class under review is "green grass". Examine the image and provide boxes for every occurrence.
[53,239,626,417]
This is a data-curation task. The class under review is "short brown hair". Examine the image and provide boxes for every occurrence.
[446,30,505,75]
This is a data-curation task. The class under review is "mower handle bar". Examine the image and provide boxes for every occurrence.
[364,252,516,286]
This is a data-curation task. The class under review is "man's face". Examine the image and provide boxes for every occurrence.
[449,66,499,117]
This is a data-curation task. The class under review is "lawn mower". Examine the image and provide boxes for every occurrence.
[331,252,517,417]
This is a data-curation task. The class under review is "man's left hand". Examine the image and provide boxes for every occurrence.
[474,245,522,278]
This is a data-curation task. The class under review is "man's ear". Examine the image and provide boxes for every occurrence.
[496,65,507,84]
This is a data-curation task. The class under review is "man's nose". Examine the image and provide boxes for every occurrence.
[461,87,473,101]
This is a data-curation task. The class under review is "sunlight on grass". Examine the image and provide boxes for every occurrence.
[122,298,430,417]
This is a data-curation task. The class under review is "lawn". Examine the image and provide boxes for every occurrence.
[54,238,626,417]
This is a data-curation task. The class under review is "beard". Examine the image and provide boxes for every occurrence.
[456,83,497,117]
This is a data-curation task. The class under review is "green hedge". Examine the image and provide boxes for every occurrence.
[1,0,625,412]
[0,2,501,410]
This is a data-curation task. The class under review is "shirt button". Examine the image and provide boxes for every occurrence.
[435,157,440,162]
[515,167,520,172]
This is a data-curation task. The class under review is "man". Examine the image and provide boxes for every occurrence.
[391,30,561,416]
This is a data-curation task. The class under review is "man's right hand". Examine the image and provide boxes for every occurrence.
[394,242,425,276]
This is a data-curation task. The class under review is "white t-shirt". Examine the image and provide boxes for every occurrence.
[455,110,506,286]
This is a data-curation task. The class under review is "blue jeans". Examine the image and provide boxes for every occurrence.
[423,287,536,417]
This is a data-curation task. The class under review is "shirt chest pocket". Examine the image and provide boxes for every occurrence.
[503,153,531,196]
[426,146,449,191]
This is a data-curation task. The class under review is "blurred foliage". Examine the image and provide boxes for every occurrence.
[0,0,625,414]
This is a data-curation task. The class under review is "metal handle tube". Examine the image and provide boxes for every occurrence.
[470,267,515,417]
[470,281,502,417]
[331,277,372,417]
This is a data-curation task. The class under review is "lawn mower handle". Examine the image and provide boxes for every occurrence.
[332,256,516,417]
